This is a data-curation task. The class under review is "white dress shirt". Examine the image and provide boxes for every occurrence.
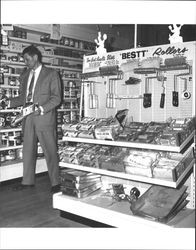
[26,64,42,103]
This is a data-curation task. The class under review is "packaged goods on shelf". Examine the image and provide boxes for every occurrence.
[145,121,169,133]
[0,152,6,163]
[120,59,139,73]
[153,149,194,181]
[125,165,153,178]
[94,125,120,141]
[164,56,187,66]
[140,57,162,68]
[134,132,157,144]
[170,117,195,133]
[123,150,159,178]
[60,169,102,198]
[155,131,183,146]
[9,41,23,52]
[116,129,139,141]
[58,145,83,164]
[98,151,127,172]
[5,149,16,161]
[77,130,94,139]
[153,158,184,180]
[61,182,102,198]
[124,121,148,132]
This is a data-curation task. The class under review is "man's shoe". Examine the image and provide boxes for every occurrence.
[12,184,35,191]
[51,184,61,194]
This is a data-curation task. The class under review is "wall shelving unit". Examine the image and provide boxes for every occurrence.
[0,25,95,182]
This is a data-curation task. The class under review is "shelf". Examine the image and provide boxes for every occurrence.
[0,84,20,89]
[59,158,194,188]
[1,60,82,72]
[0,127,22,133]
[4,73,20,77]
[0,139,64,152]
[133,64,190,75]
[8,36,93,53]
[62,131,194,153]
[0,109,21,113]
[0,145,23,152]
[42,53,83,62]
[57,109,79,112]
[62,77,81,81]
[1,47,83,63]
[47,65,81,72]
[0,60,25,67]
[0,157,47,182]
[63,97,78,101]
[53,191,195,228]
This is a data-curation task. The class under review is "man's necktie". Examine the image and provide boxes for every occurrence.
[26,71,35,103]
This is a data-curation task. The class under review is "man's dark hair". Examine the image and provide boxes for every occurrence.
[22,45,42,62]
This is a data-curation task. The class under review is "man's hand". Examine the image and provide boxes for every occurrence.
[34,104,44,116]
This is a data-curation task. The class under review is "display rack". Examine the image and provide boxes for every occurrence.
[62,131,194,153]
[53,41,195,227]
[59,134,194,188]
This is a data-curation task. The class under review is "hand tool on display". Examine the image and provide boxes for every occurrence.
[160,83,165,108]
[89,81,98,109]
[173,74,179,107]
[143,77,152,108]
[172,64,192,106]
[106,70,123,108]
[181,77,191,100]
[106,78,116,108]
[157,73,166,109]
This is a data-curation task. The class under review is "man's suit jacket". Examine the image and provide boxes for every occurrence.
[10,65,62,131]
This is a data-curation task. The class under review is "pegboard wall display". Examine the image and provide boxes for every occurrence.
[82,42,195,123]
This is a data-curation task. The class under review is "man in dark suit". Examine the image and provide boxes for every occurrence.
[8,45,62,193]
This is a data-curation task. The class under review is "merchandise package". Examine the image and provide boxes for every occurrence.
[123,150,159,178]
[58,145,84,164]
[117,129,138,141]
[130,185,188,223]
[60,169,101,182]
[115,109,129,128]
[153,158,183,181]
[60,169,102,198]
[153,149,194,181]
[155,130,187,146]
[140,57,162,68]
[77,130,95,139]
[170,117,195,134]
[120,59,139,73]
[124,121,148,133]
[94,125,120,140]
[164,56,186,66]
[134,132,157,144]
[98,152,127,172]
[124,165,153,178]
[61,181,102,198]
[145,121,169,133]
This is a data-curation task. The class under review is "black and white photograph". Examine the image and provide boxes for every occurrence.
[0,1,196,249]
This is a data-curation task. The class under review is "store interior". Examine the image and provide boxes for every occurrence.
[0,21,195,250]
